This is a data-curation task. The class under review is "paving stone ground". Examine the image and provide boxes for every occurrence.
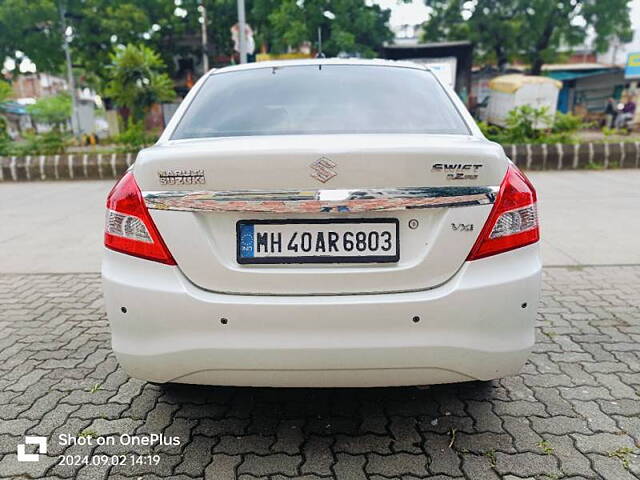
[0,267,639,480]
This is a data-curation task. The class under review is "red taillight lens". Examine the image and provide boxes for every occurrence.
[104,172,176,265]
[467,164,539,261]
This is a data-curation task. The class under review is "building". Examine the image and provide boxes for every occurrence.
[544,64,626,114]
[381,40,474,101]
[11,73,68,100]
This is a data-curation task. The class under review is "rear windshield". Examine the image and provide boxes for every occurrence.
[171,65,470,139]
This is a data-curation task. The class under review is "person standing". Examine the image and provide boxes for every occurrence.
[604,97,616,128]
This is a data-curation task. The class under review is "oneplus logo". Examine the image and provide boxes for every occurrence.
[17,436,47,462]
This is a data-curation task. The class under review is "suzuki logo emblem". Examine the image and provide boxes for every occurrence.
[310,157,337,183]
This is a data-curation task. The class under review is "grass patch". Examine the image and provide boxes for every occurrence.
[88,383,102,393]
[537,439,554,454]
[585,161,604,170]
[484,449,497,467]
[608,447,636,469]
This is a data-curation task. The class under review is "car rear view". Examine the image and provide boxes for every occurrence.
[102,60,541,387]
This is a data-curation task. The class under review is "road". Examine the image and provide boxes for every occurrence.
[1,170,639,273]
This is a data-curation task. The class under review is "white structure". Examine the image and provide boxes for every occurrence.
[484,74,562,127]
[407,57,457,89]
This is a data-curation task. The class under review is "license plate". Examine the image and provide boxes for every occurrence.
[237,219,399,264]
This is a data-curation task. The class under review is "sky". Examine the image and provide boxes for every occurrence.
[373,0,431,27]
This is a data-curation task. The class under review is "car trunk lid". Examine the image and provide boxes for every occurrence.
[134,134,507,295]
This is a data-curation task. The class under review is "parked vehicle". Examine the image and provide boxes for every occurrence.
[102,59,541,387]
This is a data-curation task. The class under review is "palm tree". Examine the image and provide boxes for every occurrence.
[105,44,176,123]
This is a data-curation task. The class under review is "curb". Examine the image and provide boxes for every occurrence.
[1,142,640,182]
[504,141,640,170]
[0,153,134,182]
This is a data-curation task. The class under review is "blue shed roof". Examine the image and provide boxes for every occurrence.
[546,69,613,81]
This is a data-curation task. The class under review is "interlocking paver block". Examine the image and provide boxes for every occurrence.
[366,452,429,476]
[540,433,593,478]
[494,451,561,478]
[0,267,638,478]
[422,432,463,476]
[237,453,302,476]
[572,400,619,433]
[529,415,590,435]
[300,435,334,476]
[204,454,241,480]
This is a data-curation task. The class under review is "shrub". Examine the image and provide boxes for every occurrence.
[481,106,586,144]
[9,131,69,155]
[25,92,72,130]
[602,126,618,137]
[0,134,10,155]
[114,120,158,151]
[0,116,10,155]
[552,111,584,134]
[503,105,553,143]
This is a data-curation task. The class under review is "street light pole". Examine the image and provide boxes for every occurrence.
[237,0,247,64]
[200,0,209,73]
[58,1,80,137]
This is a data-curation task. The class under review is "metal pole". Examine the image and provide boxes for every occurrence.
[200,0,209,73]
[58,1,80,136]
[318,27,322,57]
[237,0,247,64]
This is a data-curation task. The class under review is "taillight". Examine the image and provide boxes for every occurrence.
[104,172,176,265]
[467,164,539,260]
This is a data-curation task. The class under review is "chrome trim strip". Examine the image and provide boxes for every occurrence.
[143,186,498,213]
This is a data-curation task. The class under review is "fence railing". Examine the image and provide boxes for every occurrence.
[1,142,640,182]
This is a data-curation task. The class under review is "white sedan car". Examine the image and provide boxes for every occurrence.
[102,59,540,387]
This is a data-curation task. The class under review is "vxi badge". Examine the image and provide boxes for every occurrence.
[432,163,483,180]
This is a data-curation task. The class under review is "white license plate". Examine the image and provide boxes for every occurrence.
[237,219,399,264]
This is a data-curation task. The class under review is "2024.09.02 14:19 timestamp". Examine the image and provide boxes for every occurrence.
[58,454,161,466]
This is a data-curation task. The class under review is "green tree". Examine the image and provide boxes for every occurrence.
[422,0,521,71]
[251,0,393,58]
[0,0,237,89]
[422,0,633,74]
[104,44,176,122]
[70,0,236,85]
[0,0,61,74]
[26,91,72,130]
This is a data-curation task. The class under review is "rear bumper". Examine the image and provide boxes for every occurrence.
[102,244,541,387]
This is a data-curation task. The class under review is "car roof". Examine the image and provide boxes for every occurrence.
[207,58,431,76]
